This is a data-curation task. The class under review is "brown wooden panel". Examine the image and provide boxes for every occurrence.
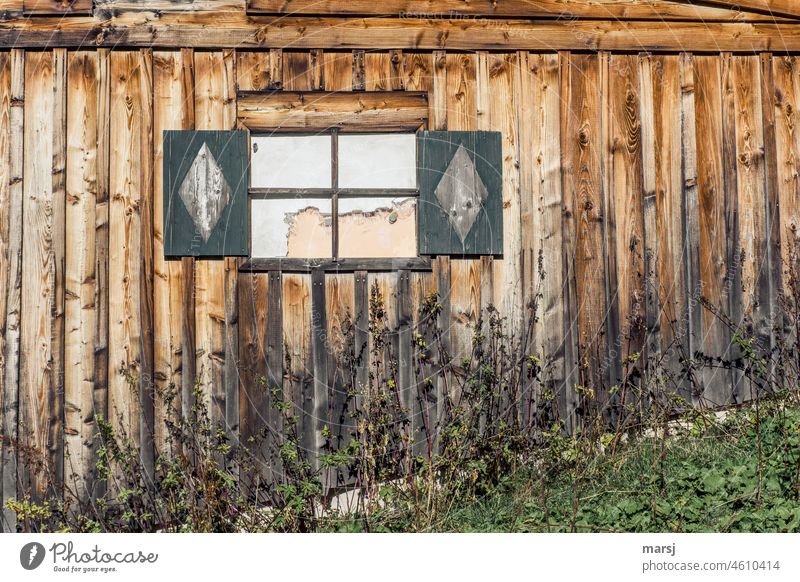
[153,50,193,454]
[693,55,733,406]
[773,56,800,321]
[638,53,660,404]
[732,55,770,402]
[12,17,800,51]
[96,0,244,15]
[564,53,609,412]
[0,49,22,531]
[108,50,147,460]
[519,51,566,425]
[23,0,91,14]
[246,0,794,21]
[282,273,313,463]
[443,52,480,374]
[20,50,62,498]
[648,55,688,395]
[237,91,428,132]
[0,1,22,20]
[65,51,99,502]
[323,51,352,92]
[193,50,236,443]
[607,54,645,392]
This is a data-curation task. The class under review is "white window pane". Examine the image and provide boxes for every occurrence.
[338,134,417,189]
[251,198,332,258]
[338,197,417,258]
[250,135,332,189]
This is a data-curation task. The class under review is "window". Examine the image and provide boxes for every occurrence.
[249,131,418,260]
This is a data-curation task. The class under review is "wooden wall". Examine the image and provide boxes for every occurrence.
[0,47,794,524]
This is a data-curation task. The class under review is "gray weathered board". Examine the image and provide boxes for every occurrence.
[418,131,503,255]
[164,130,249,257]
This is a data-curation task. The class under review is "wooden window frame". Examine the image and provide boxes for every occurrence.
[241,127,431,273]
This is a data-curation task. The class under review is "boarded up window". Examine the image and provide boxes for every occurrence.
[251,198,333,259]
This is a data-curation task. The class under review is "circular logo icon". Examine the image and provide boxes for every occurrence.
[20,542,46,570]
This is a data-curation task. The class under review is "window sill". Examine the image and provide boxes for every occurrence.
[239,257,433,273]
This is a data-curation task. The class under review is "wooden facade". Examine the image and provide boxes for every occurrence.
[0,0,799,527]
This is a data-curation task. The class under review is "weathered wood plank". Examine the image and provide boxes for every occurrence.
[310,269,329,481]
[325,272,354,485]
[559,51,580,431]
[607,53,645,394]
[246,0,796,21]
[0,48,22,532]
[96,0,244,16]
[323,51,351,93]
[649,55,689,396]
[237,91,428,132]
[20,50,60,498]
[94,48,110,470]
[565,52,609,415]
[638,53,660,405]
[680,53,703,404]
[193,50,236,444]
[109,50,146,460]
[693,54,733,406]
[772,56,800,320]
[0,1,22,20]
[65,50,99,502]
[23,0,91,14]
[153,50,190,454]
[520,52,565,427]
[282,273,314,467]
[283,51,312,91]
[137,48,155,484]
[11,16,800,51]
[445,52,480,374]
[732,55,770,402]
[759,53,782,394]
[0,50,10,529]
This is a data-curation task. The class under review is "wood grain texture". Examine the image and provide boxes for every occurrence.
[693,55,733,406]
[108,51,147,460]
[519,52,566,425]
[153,50,192,454]
[638,53,660,401]
[23,0,91,14]
[732,55,770,402]
[606,53,645,392]
[193,50,236,444]
[96,0,244,16]
[94,48,110,483]
[65,51,99,503]
[11,16,800,51]
[237,91,428,132]
[0,48,22,531]
[20,50,62,498]
[772,56,800,332]
[246,0,795,21]
[564,53,610,413]
[0,51,10,529]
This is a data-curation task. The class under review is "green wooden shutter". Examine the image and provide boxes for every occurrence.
[164,130,249,257]
[417,131,503,255]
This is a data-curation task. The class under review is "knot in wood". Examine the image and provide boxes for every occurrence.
[578,126,590,147]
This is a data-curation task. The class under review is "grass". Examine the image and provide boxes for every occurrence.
[329,399,800,533]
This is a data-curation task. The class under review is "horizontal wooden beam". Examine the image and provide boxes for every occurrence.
[675,1,800,20]
[23,0,91,15]
[3,15,800,50]
[246,0,794,22]
[94,0,244,17]
[240,257,433,272]
[238,90,428,131]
